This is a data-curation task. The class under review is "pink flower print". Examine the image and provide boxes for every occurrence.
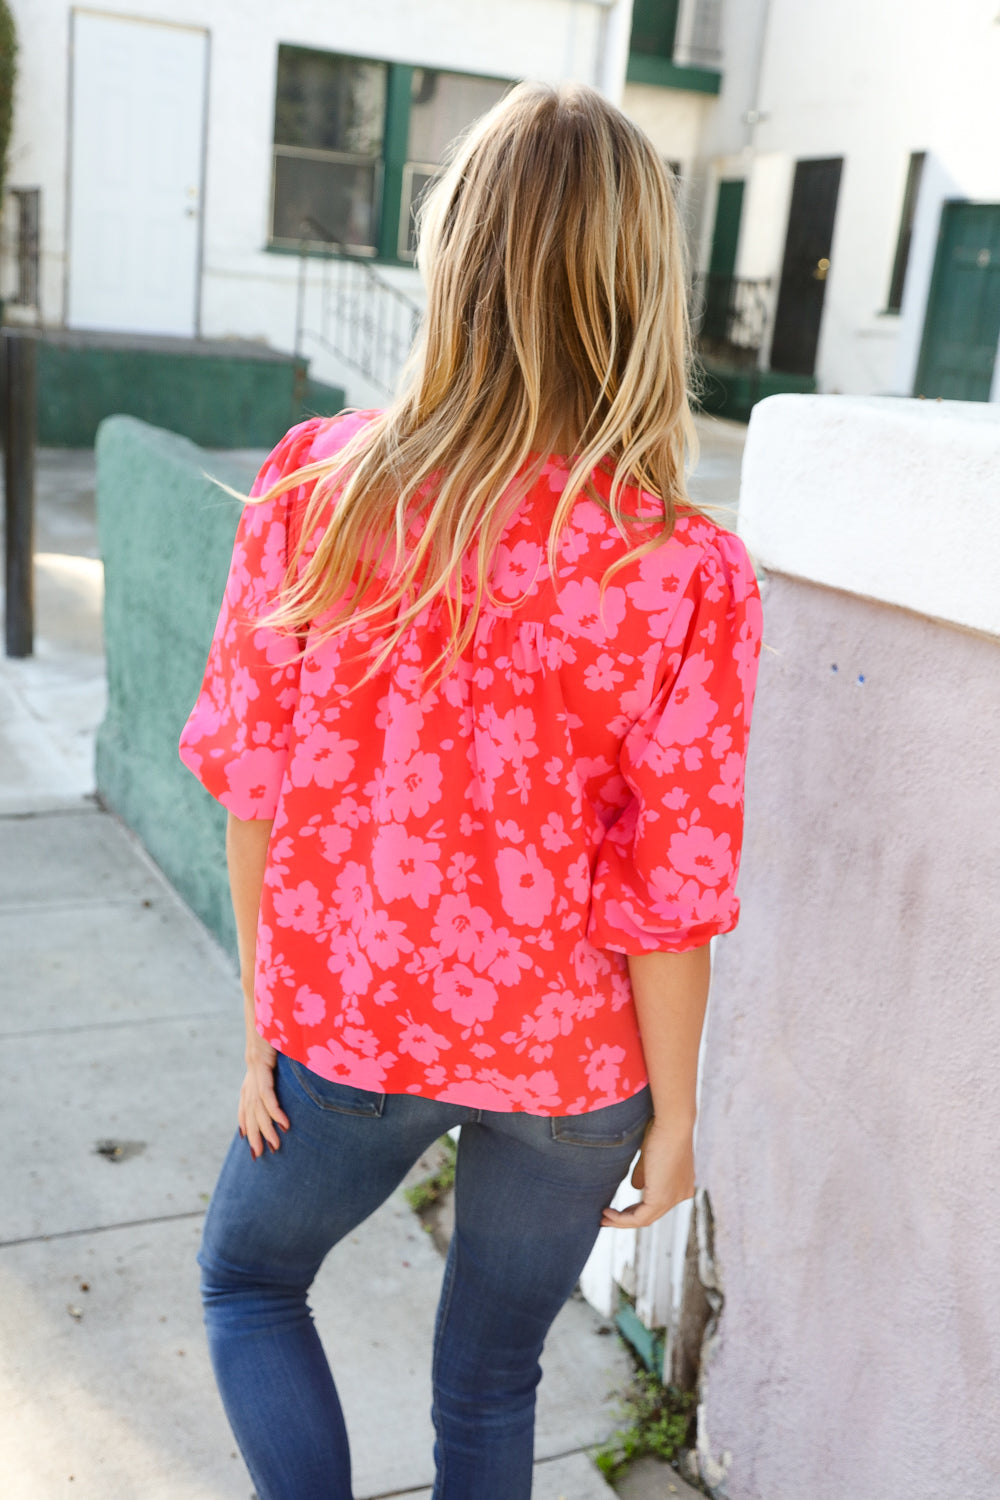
[572,943,612,990]
[540,813,572,853]
[327,931,374,995]
[299,644,344,699]
[229,664,260,723]
[551,577,626,645]
[432,964,499,1026]
[319,823,352,862]
[625,554,685,613]
[272,879,323,933]
[496,843,555,927]
[544,756,564,786]
[360,908,414,968]
[584,654,624,693]
[431,893,495,966]
[491,706,539,766]
[495,818,524,844]
[493,539,544,600]
[292,985,327,1026]
[474,1068,563,1111]
[708,751,744,808]
[660,653,717,747]
[585,1043,625,1095]
[575,497,609,535]
[485,927,533,986]
[375,684,426,762]
[223,747,286,814]
[289,724,358,788]
[516,1070,562,1110]
[332,861,374,932]
[709,724,733,760]
[305,1036,395,1091]
[557,524,590,566]
[662,824,733,887]
[397,1019,452,1065]
[372,825,443,908]
[376,751,443,820]
[537,632,577,669]
[436,1077,517,1109]
[446,851,477,891]
[566,853,590,904]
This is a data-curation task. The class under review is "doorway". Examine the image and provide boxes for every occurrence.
[914,201,1000,400]
[67,11,209,337]
[702,179,745,347]
[769,157,843,376]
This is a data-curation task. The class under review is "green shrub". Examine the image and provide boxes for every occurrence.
[594,1368,697,1483]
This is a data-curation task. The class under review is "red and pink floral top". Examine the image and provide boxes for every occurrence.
[180,412,761,1114]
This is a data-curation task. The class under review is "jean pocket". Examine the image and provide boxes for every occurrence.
[550,1085,653,1148]
[283,1055,386,1117]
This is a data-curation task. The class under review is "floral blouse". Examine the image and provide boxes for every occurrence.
[180,412,762,1115]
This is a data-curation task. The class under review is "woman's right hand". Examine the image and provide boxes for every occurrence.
[599,1114,695,1229]
[239,1028,290,1159]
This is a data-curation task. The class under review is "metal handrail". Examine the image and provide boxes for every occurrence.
[294,215,423,395]
[691,274,772,366]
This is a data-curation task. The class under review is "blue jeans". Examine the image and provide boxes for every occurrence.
[198,1049,652,1500]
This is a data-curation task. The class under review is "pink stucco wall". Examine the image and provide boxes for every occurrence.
[695,571,1000,1497]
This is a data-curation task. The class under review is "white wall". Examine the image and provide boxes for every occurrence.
[692,393,1000,1498]
[712,0,1000,396]
[6,0,631,388]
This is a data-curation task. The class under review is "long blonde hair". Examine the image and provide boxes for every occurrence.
[256,80,698,677]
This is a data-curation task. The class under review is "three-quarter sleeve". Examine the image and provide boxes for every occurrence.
[178,419,326,819]
[587,531,762,953]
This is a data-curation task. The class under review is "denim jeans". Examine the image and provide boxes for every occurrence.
[198,1049,652,1500]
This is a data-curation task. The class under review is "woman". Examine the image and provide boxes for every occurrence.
[180,81,761,1500]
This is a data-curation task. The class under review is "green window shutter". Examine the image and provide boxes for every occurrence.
[630,0,681,59]
[378,63,413,263]
[709,180,745,279]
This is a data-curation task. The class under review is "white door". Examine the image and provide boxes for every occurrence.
[67,10,208,336]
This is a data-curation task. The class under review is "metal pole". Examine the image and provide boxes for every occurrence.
[4,328,37,658]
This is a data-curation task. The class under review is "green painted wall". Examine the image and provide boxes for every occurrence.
[696,362,816,423]
[95,417,261,956]
[38,337,345,448]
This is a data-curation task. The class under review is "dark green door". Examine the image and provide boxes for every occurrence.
[702,180,745,345]
[770,157,843,376]
[915,201,1000,400]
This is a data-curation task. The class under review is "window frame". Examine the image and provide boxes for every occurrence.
[268,47,512,267]
[885,151,927,315]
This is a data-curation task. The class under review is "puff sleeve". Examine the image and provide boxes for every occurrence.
[586,531,762,953]
[178,418,327,819]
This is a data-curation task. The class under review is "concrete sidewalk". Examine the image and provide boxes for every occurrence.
[1,437,739,1499]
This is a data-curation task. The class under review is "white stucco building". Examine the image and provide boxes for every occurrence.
[7,0,996,412]
[2,0,634,404]
[629,0,1000,411]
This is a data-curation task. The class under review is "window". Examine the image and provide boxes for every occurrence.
[630,0,682,59]
[272,47,387,255]
[887,152,926,313]
[270,47,509,262]
[400,68,509,257]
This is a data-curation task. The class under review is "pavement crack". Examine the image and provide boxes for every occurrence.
[0,1208,207,1249]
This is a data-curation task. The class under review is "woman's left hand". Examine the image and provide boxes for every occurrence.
[600,1115,695,1229]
